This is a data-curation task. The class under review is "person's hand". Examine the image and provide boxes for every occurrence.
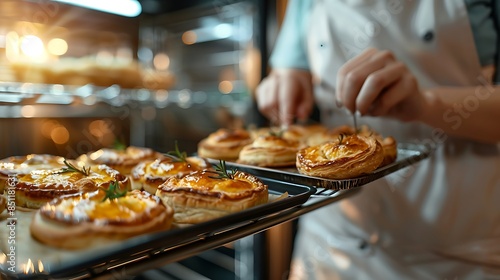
[256,69,314,126]
[336,48,425,122]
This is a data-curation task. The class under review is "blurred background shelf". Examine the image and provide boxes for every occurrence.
[0,1,328,280]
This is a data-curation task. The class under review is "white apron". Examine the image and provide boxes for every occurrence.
[290,1,500,279]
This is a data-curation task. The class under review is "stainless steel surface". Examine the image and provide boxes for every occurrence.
[215,143,432,191]
[0,178,315,280]
[88,188,361,280]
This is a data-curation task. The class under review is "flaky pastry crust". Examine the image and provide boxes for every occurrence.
[0,154,65,193]
[156,170,268,224]
[357,125,398,167]
[77,146,162,175]
[131,157,210,194]
[296,134,384,179]
[30,190,173,250]
[12,164,129,209]
[306,125,356,147]
[238,135,300,167]
[283,124,328,145]
[197,128,253,161]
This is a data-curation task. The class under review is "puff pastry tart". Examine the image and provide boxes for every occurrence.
[358,125,397,167]
[156,167,268,224]
[197,128,253,161]
[282,124,328,145]
[296,134,384,179]
[30,189,174,250]
[306,125,356,147]
[12,162,129,209]
[131,156,210,195]
[0,154,65,193]
[77,146,162,175]
[238,134,300,167]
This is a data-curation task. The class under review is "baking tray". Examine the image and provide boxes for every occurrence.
[213,143,432,192]
[0,178,315,279]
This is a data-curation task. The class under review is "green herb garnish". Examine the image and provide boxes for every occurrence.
[207,160,237,180]
[165,141,187,162]
[113,137,127,150]
[57,159,91,176]
[269,129,284,138]
[100,181,127,202]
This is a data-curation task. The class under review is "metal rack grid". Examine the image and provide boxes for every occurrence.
[60,188,360,280]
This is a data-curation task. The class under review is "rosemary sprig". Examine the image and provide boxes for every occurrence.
[57,159,90,176]
[165,141,187,162]
[269,129,284,138]
[113,138,127,151]
[207,160,237,180]
[100,180,127,202]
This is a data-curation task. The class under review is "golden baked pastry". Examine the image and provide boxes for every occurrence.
[357,125,397,167]
[12,161,129,209]
[30,189,174,250]
[306,125,356,147]
[296,134,384,179]
[0,154,65,193]
[282,124,328,145]
[77,146,162,175]
[248,126,273,140]
[238,134,300,167]
[197,128,253,161]
[131,156,210,195]
[156,163,268,224]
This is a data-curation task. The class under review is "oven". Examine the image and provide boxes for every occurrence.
[0,1,295,279]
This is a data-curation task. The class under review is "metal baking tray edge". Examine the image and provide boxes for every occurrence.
[214,143,432,191]
[0,178,315,279]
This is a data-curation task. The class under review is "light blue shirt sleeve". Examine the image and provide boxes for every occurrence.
[269,0,312,70]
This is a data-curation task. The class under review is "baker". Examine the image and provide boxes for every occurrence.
[256,0,500,278]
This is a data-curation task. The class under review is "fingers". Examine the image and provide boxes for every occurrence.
[256,75,279,123]
[255,70,314,126]
[337,49,397,113]
[336,48,378,108]
[356,61,406,115]
[279,77,295,126]
[370,74,418,118]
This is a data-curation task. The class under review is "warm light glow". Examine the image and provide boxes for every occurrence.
[89,120,111,139]
[116,47,133,62]
[41,120,60,138]
[182,31,197,45]
[47,38,68,56]
[218,81,233,94]
[51,0,142,17]
[21,105,36,118]
[153,53,170,70]
[96,50,114,64]
[38,260,44,273]
[51,126,70,144]
[23,258,35,274]
[20,35,45,59]
[155,90,169,102]
[5,31,19,61]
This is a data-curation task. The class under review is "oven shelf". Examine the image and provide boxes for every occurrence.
[0,82,251,118]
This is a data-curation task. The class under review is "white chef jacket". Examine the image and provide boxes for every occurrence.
[268,1,500,279]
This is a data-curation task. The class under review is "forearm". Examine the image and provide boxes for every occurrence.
[420,85,500,144]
